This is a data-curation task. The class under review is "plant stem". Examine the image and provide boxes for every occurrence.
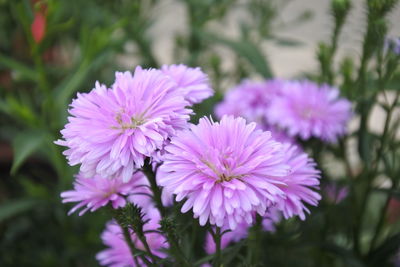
[136,232,159,265]
[212,227,222,267]
[114,216,152,267]
[142,159,166,217]
[369,178,399,252]
[164,227,191,267]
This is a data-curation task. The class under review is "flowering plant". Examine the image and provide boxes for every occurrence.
[1,0,400,266]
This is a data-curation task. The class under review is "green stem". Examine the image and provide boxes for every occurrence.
[212,227,222,267]
[136,232,159,265]
[339,138,359,250]
[165,229,191,267]
[142,159,166,217]
[369,178,399,252]
[114,216,151,267]
[356,91,399,254]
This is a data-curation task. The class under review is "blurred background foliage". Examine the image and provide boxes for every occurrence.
[0,0,400,266]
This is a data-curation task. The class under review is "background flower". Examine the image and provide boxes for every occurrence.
[96,207,167,267]
[61,172,152,216]
[215,79,283,128]
[275,143,321,220]
[205,222,250,254]
[266,80,352,142]
[162,64,213,104]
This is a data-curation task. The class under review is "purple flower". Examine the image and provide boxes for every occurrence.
[275,143,321,220]
[385,37,400,55]
[56,67,192,181]
[267,80,352,142]
[205,222,250,254]
[158,116,291,230]
[96,208,167,267]
[161,64,213,104]
[262,207,281,232]
[324,183,349,204]
[61,172,152,216]
[215,79,297,145]
[215,79,283,128]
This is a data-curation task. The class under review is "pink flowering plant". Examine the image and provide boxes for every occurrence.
[51,1,400,264]
[2,0,400,266]
[56,63,324,266]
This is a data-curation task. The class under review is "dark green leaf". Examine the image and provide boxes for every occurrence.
[201,32,273,78]
[373,188,400,199]
[367,233,400,266]
[11,130,46,175]
[273,37,304,47]
[0,199,36,222]
[53,51,111,106]
[321,243,364,267]
[0,54,38,81]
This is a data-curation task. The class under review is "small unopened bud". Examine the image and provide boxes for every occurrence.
[114,203,145,233]
[159,217,178,237]
[368,0,398,15]
[332,0,351,15]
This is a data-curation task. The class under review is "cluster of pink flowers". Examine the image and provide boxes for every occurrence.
[216,79,352,143]
[56,64,353,265]
[159,116,321,230]
[97,207,167,267]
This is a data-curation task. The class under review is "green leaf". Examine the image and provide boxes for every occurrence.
[0,199,36,222]
[0,54,38,81]
[53,51,111,106]
[201,32,273,78]
[373,188,400,199]
[321,243,364,267]
[273,37,304,47]
[367,233,400,265]
[11,130,46,175]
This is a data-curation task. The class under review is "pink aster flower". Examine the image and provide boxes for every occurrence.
[61,172,152,216]
[275,143,321,220]
[96,208,167,267]
[158,115,291,229]
[267,80,352,143]
[262,207,281,232]
[161,64,213,104]
[215,80,283,128]
[55,67,192,181]
[205,222,250,254]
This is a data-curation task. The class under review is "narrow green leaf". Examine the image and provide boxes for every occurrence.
[367,233,400,265]
[54,51,111,105]
[273,37,304,47]
[373,188,400,199]
[0,54,38,81]
[0,199,36,222]
[201,32,273,78]
[11,130,46,174]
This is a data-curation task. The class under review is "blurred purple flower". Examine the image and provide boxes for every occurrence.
[262,207,281,232]
[158,116,291,230]
[267,80,352,143]
[56,67,192,181]
[162,64,213,104]
[61,172,152,216]
[276,143,321,220]
[97,207,167,267]
[385,37,400,55]
[214,79,297,145]
[324,183,349,204]
[205,222,250,254]
[215,79,283,128]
